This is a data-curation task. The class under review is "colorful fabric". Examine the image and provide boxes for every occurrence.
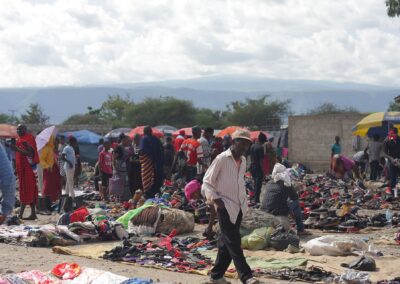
[180,138,203,166]
[184,179,201,200]
[16,133,39,205]
[70,207,90,223]
[43,153,61,202]
[174,135,185,152]
[340,155,356,172]
[140,153,154,192]
[39,136,55,169]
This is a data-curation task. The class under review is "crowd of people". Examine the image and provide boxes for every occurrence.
[3,123,400,284]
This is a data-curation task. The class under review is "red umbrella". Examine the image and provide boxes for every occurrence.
[172,127,193,137]
[217,126,247,138]
[128,126,164,139]
[0,124,17,138]
[250,131,269,141]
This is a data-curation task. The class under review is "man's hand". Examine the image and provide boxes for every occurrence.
[214,199,225,210]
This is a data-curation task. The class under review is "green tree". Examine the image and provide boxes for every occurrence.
[388,101,400,111]
[99,95,133,127]
[386,0,400,17]
[225,95,290,129]
[307,103,359,115]
[62,106,105,125]
[125,97,197,128]
[194,108,227,129]
[0,113,13,123]
[20,103,49,125]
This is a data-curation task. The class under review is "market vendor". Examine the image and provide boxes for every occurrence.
[331,154,361,180]
[260,162,311,236]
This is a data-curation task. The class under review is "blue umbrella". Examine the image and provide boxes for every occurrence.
[61,130,102,144]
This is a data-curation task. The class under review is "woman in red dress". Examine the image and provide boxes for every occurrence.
[13,125,39,220]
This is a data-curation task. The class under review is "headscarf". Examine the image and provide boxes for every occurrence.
[389,129,398,140]
[272,163,291,187]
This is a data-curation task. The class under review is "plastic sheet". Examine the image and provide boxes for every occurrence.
[304,235,368,256]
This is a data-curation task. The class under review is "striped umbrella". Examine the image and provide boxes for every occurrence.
[352,112,400,137]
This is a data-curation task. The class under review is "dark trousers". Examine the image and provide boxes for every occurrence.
[389,162,400,190]
[144,169,163,199]
[370,160,379,181]
[288,199,304,232]
[186,166,197,182]
[250,165,263,203]
[211,208,252,283]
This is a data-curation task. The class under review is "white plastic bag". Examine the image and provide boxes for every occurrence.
[303,235,368,256]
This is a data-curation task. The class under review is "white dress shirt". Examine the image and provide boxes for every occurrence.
[202,148,248,224]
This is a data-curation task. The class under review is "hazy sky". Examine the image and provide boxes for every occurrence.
[0,0,399,87]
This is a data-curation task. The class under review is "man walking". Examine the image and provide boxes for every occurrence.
[0,143,16,224]
[203,130,258,284]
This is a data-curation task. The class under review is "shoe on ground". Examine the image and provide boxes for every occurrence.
[298,230,312,236]
[304,216,317,226]
[246,278,260,284]
[203,277,231,284]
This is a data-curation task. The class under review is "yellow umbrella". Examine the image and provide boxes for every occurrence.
[352,112,400,137]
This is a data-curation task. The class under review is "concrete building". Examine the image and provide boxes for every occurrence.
[288,113,368,172]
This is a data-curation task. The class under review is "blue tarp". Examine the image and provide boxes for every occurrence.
[60,130,102,144]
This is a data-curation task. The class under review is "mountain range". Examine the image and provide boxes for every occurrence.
[0,75,398,123]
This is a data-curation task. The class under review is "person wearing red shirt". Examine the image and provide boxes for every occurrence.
[180,126,205,181]
[174,130,186,152]
[98,141,113,200]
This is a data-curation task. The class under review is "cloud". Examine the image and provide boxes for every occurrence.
[0,0,398,87]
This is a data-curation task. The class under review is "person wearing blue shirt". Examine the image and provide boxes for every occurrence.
[0,143,16,224]
[331,136,342,169]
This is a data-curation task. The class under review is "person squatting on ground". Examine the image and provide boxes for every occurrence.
[0,143,16,224]
[203,129,259,284]
[260,162,310,236]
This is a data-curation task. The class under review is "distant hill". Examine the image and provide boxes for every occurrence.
[0,76,398,123]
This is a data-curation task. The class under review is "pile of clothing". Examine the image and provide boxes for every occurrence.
[117,202,195,236]
[0,262,159,284]
[103,232,215,273]
[0,213,128,247]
